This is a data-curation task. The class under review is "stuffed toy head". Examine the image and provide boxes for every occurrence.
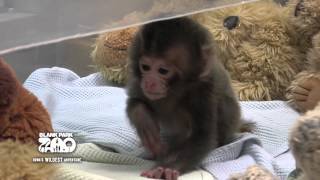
[289,102,320,180]
[0,58,56,179]
[91,27,138,85]
[287,0,320,53]
[193,0,303,101]
[0,58,53,144]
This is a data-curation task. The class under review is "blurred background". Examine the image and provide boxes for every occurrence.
[0,0,287,81]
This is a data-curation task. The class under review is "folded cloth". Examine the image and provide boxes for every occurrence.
[24,67,300,180]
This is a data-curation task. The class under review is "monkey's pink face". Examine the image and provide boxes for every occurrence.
[140,56,175,101]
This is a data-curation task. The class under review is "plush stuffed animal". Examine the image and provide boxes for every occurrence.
[285,0,320,112]
[287,32,320,112]
[0,58,56,179]
[289,101,320,180]
[193,0,303,101]
[229,100,320,180]
[91,27,138,85]
[286,0,320,54]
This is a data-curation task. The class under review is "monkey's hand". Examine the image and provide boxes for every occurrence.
[137,117,162,158]
[141,166,180,180]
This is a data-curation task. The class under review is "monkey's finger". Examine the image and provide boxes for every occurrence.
[292,92,308,101]
[172,170,180,180]
[164,168,178,180]
[292,86,310,96]
[153,167,165,179]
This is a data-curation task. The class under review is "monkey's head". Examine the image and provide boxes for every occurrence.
[128,17,214,101]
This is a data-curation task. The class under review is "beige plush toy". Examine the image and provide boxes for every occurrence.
[285,0,320,112]
[91,27,138,85]
[289,101,320,180]
[286,0,320,54]
[287,32,320,112]
[193,0,303,101]
[229,100,320,180]
[0,58,56,179]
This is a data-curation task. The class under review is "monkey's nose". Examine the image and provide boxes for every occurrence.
[223,16,239,30]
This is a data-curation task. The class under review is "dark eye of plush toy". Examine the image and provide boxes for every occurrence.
[223,16,239,30]
[294,0,304,17]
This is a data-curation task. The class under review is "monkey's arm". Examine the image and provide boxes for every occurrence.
[159,97,219,173]
[126,98,163,156]
[217,94,242,145]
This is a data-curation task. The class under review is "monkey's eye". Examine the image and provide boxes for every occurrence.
[141,64,150,71]
[158,68,169,75]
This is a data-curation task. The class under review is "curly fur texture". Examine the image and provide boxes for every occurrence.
[0,58,53,144]
[0,140,56,180]
[91,27,138,85]
[286,0,320,53]
[229,165,278,180]
[289,102,320,180]
[193,0,303,101]
[287,32,320,112]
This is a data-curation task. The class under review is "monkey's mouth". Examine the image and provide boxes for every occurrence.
[145,92,166,101]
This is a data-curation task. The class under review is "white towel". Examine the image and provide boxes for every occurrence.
[24,67,300,180]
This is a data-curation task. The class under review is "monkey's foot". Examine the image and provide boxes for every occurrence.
[292,77,320,111]
[141,166,180,180]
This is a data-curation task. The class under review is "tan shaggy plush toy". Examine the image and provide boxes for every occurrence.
[285,0,320,112]
[229,100,320,180]
[193,0,304,101]
[286,0,320,54]
[91,27,138,85]
[0,58,56,180]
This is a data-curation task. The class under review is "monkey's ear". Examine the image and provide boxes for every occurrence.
[199,44,215,78]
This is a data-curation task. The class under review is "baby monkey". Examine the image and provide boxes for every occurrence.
[126,17,242,180]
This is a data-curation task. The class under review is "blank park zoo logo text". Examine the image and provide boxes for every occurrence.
[38,132,77,153]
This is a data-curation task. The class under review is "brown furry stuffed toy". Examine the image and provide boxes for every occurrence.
[286,0,320,54]
[0,58,56,179]
[287,32,320,112]
[289,101,320,180]
[193,0,304,101]
[229,100,320,180]
[91,27,138,85]
[285,0,320,112]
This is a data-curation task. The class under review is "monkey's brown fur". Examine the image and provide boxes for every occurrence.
[0,58,56,179]
[127,17,242,179]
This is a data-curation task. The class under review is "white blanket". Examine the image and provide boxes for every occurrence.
[24,67,300,180]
